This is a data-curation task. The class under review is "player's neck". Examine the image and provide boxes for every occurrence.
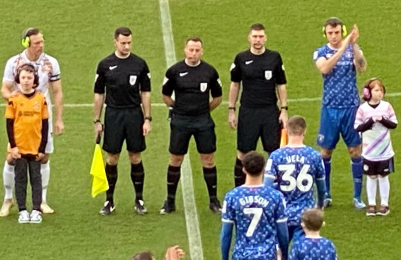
[245,175,263,186]
[287,135,304,146]
[25,49,40,62]
[305,231,321,238]
[250,46,265,55]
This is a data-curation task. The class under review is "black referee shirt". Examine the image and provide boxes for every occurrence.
[162,60,222,116]
[230,49,286,108]
[94,53,151,109]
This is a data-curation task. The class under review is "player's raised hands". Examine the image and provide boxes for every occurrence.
[341,31,353,47]
[350,24,359,44]
[164,245,185,260]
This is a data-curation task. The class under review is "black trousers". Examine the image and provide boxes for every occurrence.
[15,156,42,211]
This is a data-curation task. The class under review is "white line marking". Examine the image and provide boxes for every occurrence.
[159,0,205,259]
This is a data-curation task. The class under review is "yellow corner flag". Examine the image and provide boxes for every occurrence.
[90,143,109,198]
[280,128,288,148]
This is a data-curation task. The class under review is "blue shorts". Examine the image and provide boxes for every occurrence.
[317,106,361,150]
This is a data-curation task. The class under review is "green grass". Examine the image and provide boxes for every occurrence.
[1,0,401,259]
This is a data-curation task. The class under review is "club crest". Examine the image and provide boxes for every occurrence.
[200,83,207,92]
[129,75,137,86]
[264,70,272,80]
[33,101,39,110]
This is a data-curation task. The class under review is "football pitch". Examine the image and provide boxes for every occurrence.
[1,0,401,259]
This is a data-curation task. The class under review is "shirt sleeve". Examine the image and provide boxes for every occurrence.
[42,96,49,119]
[5,98,15,119]
[387,103,398,124]
[264,157,277,180]
[230,54,242,83]
[3,57,16,83]
[139,61,151,92]
[210,68,223,98]
[275,192,287,223]
[329,241,338,260]
[354,106,365,129]
[48,56,61,82]
[289,241,300,260]
[161,67,175,96]
[94,62,106,94]
[221,193,235,223]
[315,153,326,180]
[275,53,287,85]
[313,47,326,62]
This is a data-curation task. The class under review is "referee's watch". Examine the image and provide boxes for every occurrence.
[281,106,288,110]
[144,116,152,122]
[94,119,101,124]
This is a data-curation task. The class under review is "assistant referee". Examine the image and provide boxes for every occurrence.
[94,27,152,215]
[160,37,223,214]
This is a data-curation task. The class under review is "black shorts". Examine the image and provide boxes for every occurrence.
[363,157,394,177]
[237,105,280,153]
[169,113,216,155]
[103,106,146,154]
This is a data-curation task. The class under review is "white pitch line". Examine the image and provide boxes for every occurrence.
[159,1,205,260]
[3,92,401,108]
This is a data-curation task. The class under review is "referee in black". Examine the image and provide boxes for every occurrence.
[94,27,152,215]
[228,23,288,187]
[160,37,223,214]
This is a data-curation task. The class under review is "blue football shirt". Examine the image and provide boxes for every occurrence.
[289,236,338,260]
[222,184,287,260]
[313,44,359,108]
[265,145,325,226]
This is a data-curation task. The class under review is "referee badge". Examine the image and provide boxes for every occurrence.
[129,75,137,86]
[200,83,207,92]
[264,70,272,80]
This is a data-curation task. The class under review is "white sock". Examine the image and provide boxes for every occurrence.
[3,161,15,200]
[366,177,377,206]
[41,161,50,203]
[378,176,390,206]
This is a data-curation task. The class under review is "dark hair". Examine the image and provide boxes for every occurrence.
[302,208,324,231]
[323,17,344,35]
[114,27,132,39]
[22,28,40,39]
[287,116,306,136]
[132,251,154,260]
[185,36,203,45]
[324,17,343,28]
[15,63,39,87]
[242,151,265,176]
[249,23,265,32]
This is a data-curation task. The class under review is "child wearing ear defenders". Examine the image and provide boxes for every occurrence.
[5,64,49,224]
[354,78,397,216]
